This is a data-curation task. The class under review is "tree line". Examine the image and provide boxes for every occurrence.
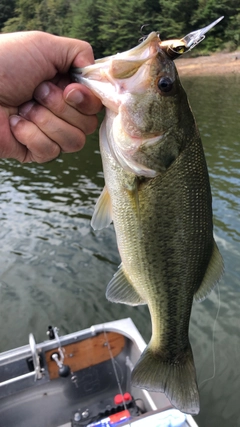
[1,0,239,58]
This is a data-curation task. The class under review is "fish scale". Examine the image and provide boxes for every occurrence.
[74,30,224,414]
[101,125,215,412]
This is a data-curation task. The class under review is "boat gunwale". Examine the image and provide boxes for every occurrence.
[0,318,145,365]
[0,317,199,427]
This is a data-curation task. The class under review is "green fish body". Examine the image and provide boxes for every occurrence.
[75,32,223,414]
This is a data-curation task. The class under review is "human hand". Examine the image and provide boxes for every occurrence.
[0,31,102,163]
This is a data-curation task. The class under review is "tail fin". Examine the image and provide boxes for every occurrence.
[131,342,200,415]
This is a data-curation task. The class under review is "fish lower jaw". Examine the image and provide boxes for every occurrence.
[78,76,121,113]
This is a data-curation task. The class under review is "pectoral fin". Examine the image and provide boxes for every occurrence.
[194,241,224,302]
[106,264,146,306]
[91,186,112,230]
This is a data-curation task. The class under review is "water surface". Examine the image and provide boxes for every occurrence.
[0,73,240,427]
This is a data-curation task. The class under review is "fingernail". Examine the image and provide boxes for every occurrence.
[9,115,22,127]
[34,82,50,100]
[19,101,35,118]
[65,89,84,106]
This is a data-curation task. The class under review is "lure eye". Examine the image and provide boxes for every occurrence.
[158,76,174,93]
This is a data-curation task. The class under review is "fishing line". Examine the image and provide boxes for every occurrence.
[198,282,221,388]
[103,329,132,427]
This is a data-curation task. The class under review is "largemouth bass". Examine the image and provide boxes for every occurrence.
[73,28,223,414]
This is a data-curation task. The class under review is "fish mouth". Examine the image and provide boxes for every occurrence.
[72,17,225,97]
[72,16,224,108]
[71,32,161,111]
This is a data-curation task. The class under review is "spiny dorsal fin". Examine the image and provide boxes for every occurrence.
[106,264,146,306]
[91,186,112,230]
[194,241,224,302]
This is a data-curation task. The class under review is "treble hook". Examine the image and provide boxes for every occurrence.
[139,24,151,43]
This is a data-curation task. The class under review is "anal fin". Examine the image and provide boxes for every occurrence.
[91,186,112,230]
[106,264,146,306]
[194,241,224,302]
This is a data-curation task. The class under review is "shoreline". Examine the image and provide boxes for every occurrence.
[175,50,240,76]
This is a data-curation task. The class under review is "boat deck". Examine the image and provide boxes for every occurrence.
[0,318,198,427]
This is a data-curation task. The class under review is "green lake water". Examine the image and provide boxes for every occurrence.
[0,72,240,427]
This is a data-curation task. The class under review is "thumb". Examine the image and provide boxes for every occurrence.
[48,34,95,73]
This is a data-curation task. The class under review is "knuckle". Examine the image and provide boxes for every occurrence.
[77,133,86,150]
[73,132,86,151]
[41,93,68,117]
[13,118,61,163]
[85,115,98,135]
[30,142,60,164]
[31,107,50,128]
[62,131,86,153]
[12,118,32,139]
[31,100,68,124]
[81,40,93,55]
[54,102,67,116]
[46,143,60,159]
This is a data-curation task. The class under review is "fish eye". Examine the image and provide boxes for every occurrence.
[158,76,174,93]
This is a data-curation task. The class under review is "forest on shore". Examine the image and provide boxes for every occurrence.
[0,0,239,58]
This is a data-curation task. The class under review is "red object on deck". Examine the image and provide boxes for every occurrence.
[109,410,131,425]
[114,392,132,405]
[114,394,124,405]
[123,392,132,401]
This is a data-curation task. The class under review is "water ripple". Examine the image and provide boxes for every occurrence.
[0,75,240,427]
